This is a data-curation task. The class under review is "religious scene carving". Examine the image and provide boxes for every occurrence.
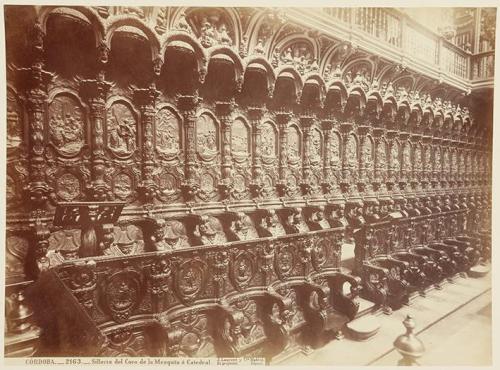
[107,102,137,156]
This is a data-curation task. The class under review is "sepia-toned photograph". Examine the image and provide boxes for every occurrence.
[3,2,494,366]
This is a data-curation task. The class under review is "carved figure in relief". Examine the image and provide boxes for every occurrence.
[346,136,358,168]
[331,135,341,168]
[195,216,226,246]
[363,140,373,167]
[152,220,190,251]
[258,210,286,237]
[200,19,216,48]
[261,124,276,157]
[156,110,180,155]
[287,128,300,162]
[309,129,321,165]
[107,104,136,155]
[390,144,399,170]
[377,142,387,168]
[49,96,84,155]
[217,23,232,46]
[197,115,218,155]
[231,120,248,155]
[403,145,411,171]
[56,173,80,201]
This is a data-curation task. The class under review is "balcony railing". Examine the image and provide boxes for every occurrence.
[472,50,495,80]
[322,7,492,83]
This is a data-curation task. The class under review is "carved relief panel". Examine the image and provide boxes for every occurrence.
[376,138,387,180]
[330,131,342,182]
[260,121,279,199]
[104,100,141,202]
[285,123,302,197]
[48,94,85,156]
[363,135,375,180]
[307,127,323,193]
[230,118,251,200]
[344,133,358,182]
[434,146,442,174]
[45,92,90,203]
[413,143,422,177]
[196,112,220,201]
[401,141,411,177]
[106,101,137,157]
[154,107,184,203]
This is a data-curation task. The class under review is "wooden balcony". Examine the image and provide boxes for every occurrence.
[285,8,493,91]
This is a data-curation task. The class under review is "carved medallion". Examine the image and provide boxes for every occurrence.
[48,95,85,155]
[233,174,246,193]
[199,173,215,193]
[274,244,295,279]
[56,173,81,201]
[107,102,137,156]
[113,173,133,199]
[175,259,206,302]
[158,172,178,196]
[104,270,142,323]
[7,90,22,149]
[311,238,328,271]
[156,108,180,156]
[230,251,255,290]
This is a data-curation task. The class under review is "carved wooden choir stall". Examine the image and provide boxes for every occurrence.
[4,5,492,361]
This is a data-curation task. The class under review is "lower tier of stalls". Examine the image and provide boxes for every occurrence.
[5,187,491,361]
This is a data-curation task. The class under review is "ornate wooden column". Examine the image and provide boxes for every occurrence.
[421,135,433,189]
[19,21,54,209]
[440,138,450,189]
[21,64,53,209]
[386,129,398,192]
[409,133,422,192]
[134,84,160,203]
[275,111,291,196]
[339,121,354,193]
[80,75,112,201]
[177,94,201,201]
[398,132,410,191]
[357,125,370,193]
[248,106,265,197]
[372,127,385,193]
[299,114,314,196]
[321,118,335,195]
[216,100,235,199]
[431,137,442,188]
